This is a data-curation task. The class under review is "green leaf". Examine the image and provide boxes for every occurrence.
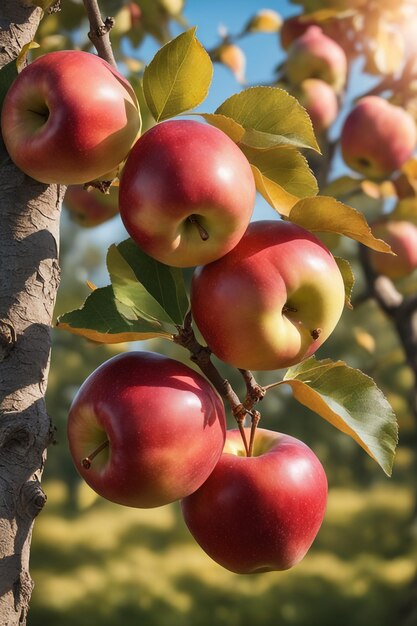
[107,245,177,327]
[288,196,393,252]
[215,86,320,152]
[56,286,173,344]
[115,239,189,325]
[240,144,318,215]
[143,27,213,122]
[283,357,398,476]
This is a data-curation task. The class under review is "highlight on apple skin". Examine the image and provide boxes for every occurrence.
[67,351,226,508]
[340,96,417,180]
[1,50,140,185]
[368,220,417,280]
[118,119,256,268]
[64,185,119,227]
[181,428,328,574]
[292,78,339,134]
[191,219,346,372]
[285,25,347,93]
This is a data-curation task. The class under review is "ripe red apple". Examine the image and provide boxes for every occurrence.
[368,220,417,279]
[64,185,119,227]
[118,120,256,268]
[285,26,347,93]
[191,220,345,371]
[292,78,339,134]
[340,96,417,180]
[181,428,328,574]
[1,50,140,185]
[67,351,226,508]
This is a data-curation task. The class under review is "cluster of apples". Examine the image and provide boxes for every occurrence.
[1,49,345,573]
[281,18,417,284]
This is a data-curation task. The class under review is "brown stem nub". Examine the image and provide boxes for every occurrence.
[81,440,109,469]
[188,215,209,241]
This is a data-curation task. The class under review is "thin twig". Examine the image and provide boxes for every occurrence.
[82,0,117,68]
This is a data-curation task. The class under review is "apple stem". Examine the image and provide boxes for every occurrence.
[310,328,322,340]
[188,215,209,241]
[81,440,109,469]
[248,410,261,457]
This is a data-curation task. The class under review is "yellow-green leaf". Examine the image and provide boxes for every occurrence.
[198,113,245,143]
[288,196,393,252]
[241,144,318,215]
[143,27,213,122]
[244,9,283,33]
[215,86,320,152]
[283,357,398,476]
[334,256,355,308]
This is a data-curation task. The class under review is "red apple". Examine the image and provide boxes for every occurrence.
[280,14,317,50]
[292,78,339,133]
[191,220,345,371]
[181,428,328,574]
[118,120,256,267]
[67,351,226,508]
[285,26,347,93]
[64,185,119,227]
[368,220,417,279]
[1,50,140,185]
[340,96,417,180]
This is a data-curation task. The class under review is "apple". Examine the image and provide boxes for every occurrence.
[368,220,417,279]
[280,15,317,50]
[191,219,345,371]
[285,26,347,93]
[1,50,140,185]
[64,185,119,227]
[118,119,256,268]
[340,96,417,180]
[67,351,226,508]
[292,78,339,134]
[181,427,328,574]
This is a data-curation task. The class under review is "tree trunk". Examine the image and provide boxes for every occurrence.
[0,4,63,624]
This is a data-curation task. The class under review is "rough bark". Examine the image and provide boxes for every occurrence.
[0,4,64,624]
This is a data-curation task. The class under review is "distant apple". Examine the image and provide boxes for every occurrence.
[119,120,256,267]
[285,26,347,93]
[181,428,328,574]
[368,220,417,279]
[280,14,317,50]
[341,96,417,180]
[191,220,345,371]
[64,185,119,227]
[67,351,226,508]
[1,50,140,184]
[293,78,339,133]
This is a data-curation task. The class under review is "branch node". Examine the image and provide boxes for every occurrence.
[0,319,17,362]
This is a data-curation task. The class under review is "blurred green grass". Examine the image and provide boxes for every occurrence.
[30,230,417,626]
[29,467,417,626]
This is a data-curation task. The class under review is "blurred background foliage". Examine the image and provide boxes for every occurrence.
[26,0,417,624]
